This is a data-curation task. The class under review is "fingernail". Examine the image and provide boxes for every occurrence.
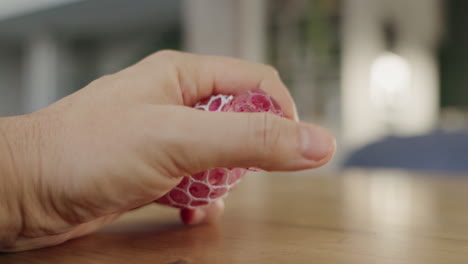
[300,123,334,162]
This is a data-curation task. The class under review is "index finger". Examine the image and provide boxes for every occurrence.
[169,51,299,120]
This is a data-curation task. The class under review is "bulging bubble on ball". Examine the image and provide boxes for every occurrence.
[156,88,284,209]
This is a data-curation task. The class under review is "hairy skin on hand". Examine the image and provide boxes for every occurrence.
[0,114,121,252]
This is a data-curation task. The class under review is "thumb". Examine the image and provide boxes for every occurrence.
[172,108,336,172]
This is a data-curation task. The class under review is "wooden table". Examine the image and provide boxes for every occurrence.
[3,169,468,263]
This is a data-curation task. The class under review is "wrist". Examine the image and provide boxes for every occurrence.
[0,116,26,250]
[0,114,48,251]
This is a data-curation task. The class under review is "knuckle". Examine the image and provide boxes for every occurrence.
[263,64,279,76]
[97,74,114,82]
[154,49,181,59]
[88,74,114,87]
[141,50,182,65]
[136,50,183,72]
[247,113,283,164]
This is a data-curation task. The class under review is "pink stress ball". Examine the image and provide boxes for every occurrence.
[156,88,284,209]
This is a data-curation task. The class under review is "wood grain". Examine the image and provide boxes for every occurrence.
[2,169,468,263]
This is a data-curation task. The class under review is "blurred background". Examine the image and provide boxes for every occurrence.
[0,0,466,172]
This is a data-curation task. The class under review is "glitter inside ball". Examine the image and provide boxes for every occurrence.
[156,88,284,209]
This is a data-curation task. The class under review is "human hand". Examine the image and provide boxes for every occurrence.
[0,50,335,251]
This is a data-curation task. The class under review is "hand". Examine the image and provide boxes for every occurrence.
[0,50,335,251]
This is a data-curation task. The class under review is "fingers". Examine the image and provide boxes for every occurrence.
[196,55,298,120]
[180,199,225,226]
[163,107,335,173]
[145,50,298,120]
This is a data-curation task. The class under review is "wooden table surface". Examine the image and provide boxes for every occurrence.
[3,169,468,263]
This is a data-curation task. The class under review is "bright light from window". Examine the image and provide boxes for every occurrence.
[370,52,412,107]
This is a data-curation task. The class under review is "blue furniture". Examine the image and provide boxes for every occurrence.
[343,131,468,173]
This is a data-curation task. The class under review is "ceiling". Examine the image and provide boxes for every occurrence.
[0,0,80,19]
[0,0,182,38]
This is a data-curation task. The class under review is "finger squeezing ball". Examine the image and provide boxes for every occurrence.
[156,88,284,209]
